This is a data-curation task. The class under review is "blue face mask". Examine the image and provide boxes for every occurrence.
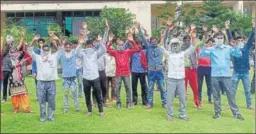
[94,44,100,49]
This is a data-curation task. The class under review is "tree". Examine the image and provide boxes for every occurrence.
[86,7,135,41]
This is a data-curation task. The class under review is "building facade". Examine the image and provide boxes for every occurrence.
[1,1,255,37]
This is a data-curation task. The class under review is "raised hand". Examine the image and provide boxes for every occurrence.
[134,21,140,30]
[109,33,115,41]
[221,28,226,34]
[185,26,190,33]
[48,31,55,37]
[212,25,219,33]
[202,24,207,32]
[33,35,40,41]
[225,20,230,29]
[190,24,196,32]
[82,22,87,30]
[97,34,102,41]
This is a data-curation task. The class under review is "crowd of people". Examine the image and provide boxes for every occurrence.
[0,18,255,122]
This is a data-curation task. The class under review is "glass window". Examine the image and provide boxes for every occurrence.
[35,12,45,17]
[16,12,24,17]
[85,11,93,17]
[63,11,73,17]
[46,12,56,17]
[6,12,15,17]
[25,12,34,17]
[93,11,100,16]
[74,11,84,17]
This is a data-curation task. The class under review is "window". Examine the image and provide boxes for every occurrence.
[16,12,24,17]
[6,12,15,17]
[46,12,56,17]
[25,12,34,17]
[35,12,45,17]
[74,11,84,17]
[62,11,73,17]
[93,11,100,16]
[85,11,93,17]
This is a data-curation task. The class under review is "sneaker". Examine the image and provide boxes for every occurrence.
[247,106,254,110]
[1,99,6,103]
[127,104,133,109]
[234,114,244,120]
[179,116,189,121]
[162,104,167,109]
[100,112,105,118]
[48,118,55,121]
[167,115,174,121]
[208,100,213,104]
[197,105,202,110]
[213,113,221,119]
[63,109,68,114]
[145,104,152,109]
[40,118,46,122]
[86,112,92,117]
[116,103,121,109]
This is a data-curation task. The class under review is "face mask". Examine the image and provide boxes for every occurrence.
[214,39,224,46]
[237,42,244,48]
[6,35,14,45]
[171,44,180,53]
[39,43,43,48]
[117,45,125,51]
[94,44,100,49]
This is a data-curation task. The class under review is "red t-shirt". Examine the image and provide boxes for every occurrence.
[197,48,211,67]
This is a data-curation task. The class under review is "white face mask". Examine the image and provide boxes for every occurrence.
[237,42,244,48]
[214,39,224,46]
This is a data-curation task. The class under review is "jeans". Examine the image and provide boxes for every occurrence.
[147,70,167,107]
[76,68,83,97]
[115,76,133,107]
[37,81,56,121]
[251,71,255,94]
[197,66,212,102]
[232,72,252,107]
[132,72,148,105]
[211,77,240,116]
[62,77,80,111]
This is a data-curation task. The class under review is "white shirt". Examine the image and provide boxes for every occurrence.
[105,54,116,77]
[28,47,59,81]
[77,44,106,80]
[75,57,83,69]
[161,45,195,79]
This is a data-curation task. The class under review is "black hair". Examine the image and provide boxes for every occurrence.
[213,32,226,41]
[42,43,50,48]
[183,35,191,40]
[150,37,158,43]
[236,35,245,40]
[86,39,93,45]
[38,38,45,43]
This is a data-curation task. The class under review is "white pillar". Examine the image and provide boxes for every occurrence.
[127,1,151,36]
[233,1,244,13]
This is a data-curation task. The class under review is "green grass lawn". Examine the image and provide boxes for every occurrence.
[1,72,255,133]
